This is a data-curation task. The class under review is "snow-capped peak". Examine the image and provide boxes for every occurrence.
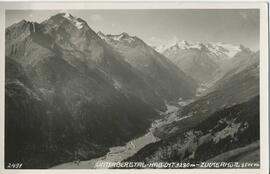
[111,32,135,42]
[209,42,242,58]
[98,32,136,43]
[97,31,106,39]
[178,40,190,46]
[153,45,168,53]
[176,40,203,50]
[155,40,243,59]
[154,40,201,53]
[59,11,84,30]
[62,11,72,20]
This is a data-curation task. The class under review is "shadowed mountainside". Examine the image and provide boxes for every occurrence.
[5,13,196,168]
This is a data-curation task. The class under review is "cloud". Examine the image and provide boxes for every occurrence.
[90,14,103,22]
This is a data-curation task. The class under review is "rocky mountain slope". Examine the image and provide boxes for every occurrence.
[5,12,195,168]
[126,96,259,167]
[125,55,259,166]
[157,40,257,84]
[6,13,165,109]
[98,32,197,101]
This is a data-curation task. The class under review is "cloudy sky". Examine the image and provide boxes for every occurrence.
[6,9,259,50]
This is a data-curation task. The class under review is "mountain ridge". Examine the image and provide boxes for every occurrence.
[154,39,257,84]
[5,12,176,168]
[97,31,197,101]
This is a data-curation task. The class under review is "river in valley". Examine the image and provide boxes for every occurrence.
[52,102,191,169]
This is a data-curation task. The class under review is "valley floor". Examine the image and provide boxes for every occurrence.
[51,103,183,169]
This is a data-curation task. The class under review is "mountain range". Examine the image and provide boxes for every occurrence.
[5,12,259,169]
[155,40,257,85]
[97,31,197,101]
[5,12,196,168]
[126,51,259,166]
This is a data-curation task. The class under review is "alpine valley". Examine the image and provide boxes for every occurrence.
[5,12,259,169]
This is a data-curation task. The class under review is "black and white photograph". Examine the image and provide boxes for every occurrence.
[0,1,269,173]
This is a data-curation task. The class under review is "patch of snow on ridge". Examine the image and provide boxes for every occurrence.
[61,11,84,30]
[63,12,72,20]
[111,33,135,43]
[176,40,202,50]
[75,21,83,29]
[206,42,242,58]
[97,31,106,40]
[154,45,169,53]
[98,32,136,43]
[215,42,242,58]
